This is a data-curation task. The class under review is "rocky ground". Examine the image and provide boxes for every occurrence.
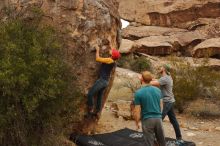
[95,102,220,146]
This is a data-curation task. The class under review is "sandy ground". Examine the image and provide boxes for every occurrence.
[95,103,220,146]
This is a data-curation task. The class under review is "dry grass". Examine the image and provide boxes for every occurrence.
[185,99,220,118]
[167,57,220,113]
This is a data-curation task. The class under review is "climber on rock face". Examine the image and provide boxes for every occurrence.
[86,44,120,119]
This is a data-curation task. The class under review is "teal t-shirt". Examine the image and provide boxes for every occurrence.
[134,85,162,120]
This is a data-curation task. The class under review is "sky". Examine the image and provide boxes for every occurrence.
[121,19,130,29]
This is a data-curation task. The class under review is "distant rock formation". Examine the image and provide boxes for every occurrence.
[118,0,220,27]
[117,0,220,58]
[193,38,220,58]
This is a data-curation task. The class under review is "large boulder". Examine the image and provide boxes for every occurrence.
[1,0,121,90]
[134,36,173,55]
[118,0,220,27]
[108,67,140,101]
[119,39,135,53]
[132,31,205,56]
[192,38,220,58]
[0,0,121,135]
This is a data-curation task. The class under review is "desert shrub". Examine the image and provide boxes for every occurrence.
[169,57,220,113]
[0,14,82,146]
[131,56,152,72]
[120,78,141,94]
[191,106,220,118]
[117,54,152,73]
[117,54,133,69]
[186,99,220,118]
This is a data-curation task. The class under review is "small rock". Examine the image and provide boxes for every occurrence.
[198,142,203,145]
[200,127,209,131]
[118,111,132,120]
[110,100,133,120]
[110,103,119,111]
[180,123,187,128]
[208,126,215,132]
[186,132,196,137]
[215,127,220,131]
[188,126,199,131]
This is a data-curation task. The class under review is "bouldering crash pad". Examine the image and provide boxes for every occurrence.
[70,128,196,146]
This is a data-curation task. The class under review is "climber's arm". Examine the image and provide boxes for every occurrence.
[150,79,160,87]
[95,47,114,64]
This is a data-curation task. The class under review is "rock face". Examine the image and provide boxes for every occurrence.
[118,0,220,58]
[122,26,187,40]
[192,38,220,58]
[110,100,133,120]
[135,31,205,56]
[119,39,135,53]
[122,26,206,56]
[0,0,121,133]
[108,67,140,101]
[118,0,220,27]
[135,36,173,55]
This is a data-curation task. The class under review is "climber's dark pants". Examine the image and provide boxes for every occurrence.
[87,78,108,113]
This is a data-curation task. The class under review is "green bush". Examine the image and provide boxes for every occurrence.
[0,18,82,145]
[117,54,133,69]
[131,56,152,72]
[117,54,152,73]
[169,58,220,113]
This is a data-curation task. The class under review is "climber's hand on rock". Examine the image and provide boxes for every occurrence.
[95,46,100,51]
[94,44,99,50]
